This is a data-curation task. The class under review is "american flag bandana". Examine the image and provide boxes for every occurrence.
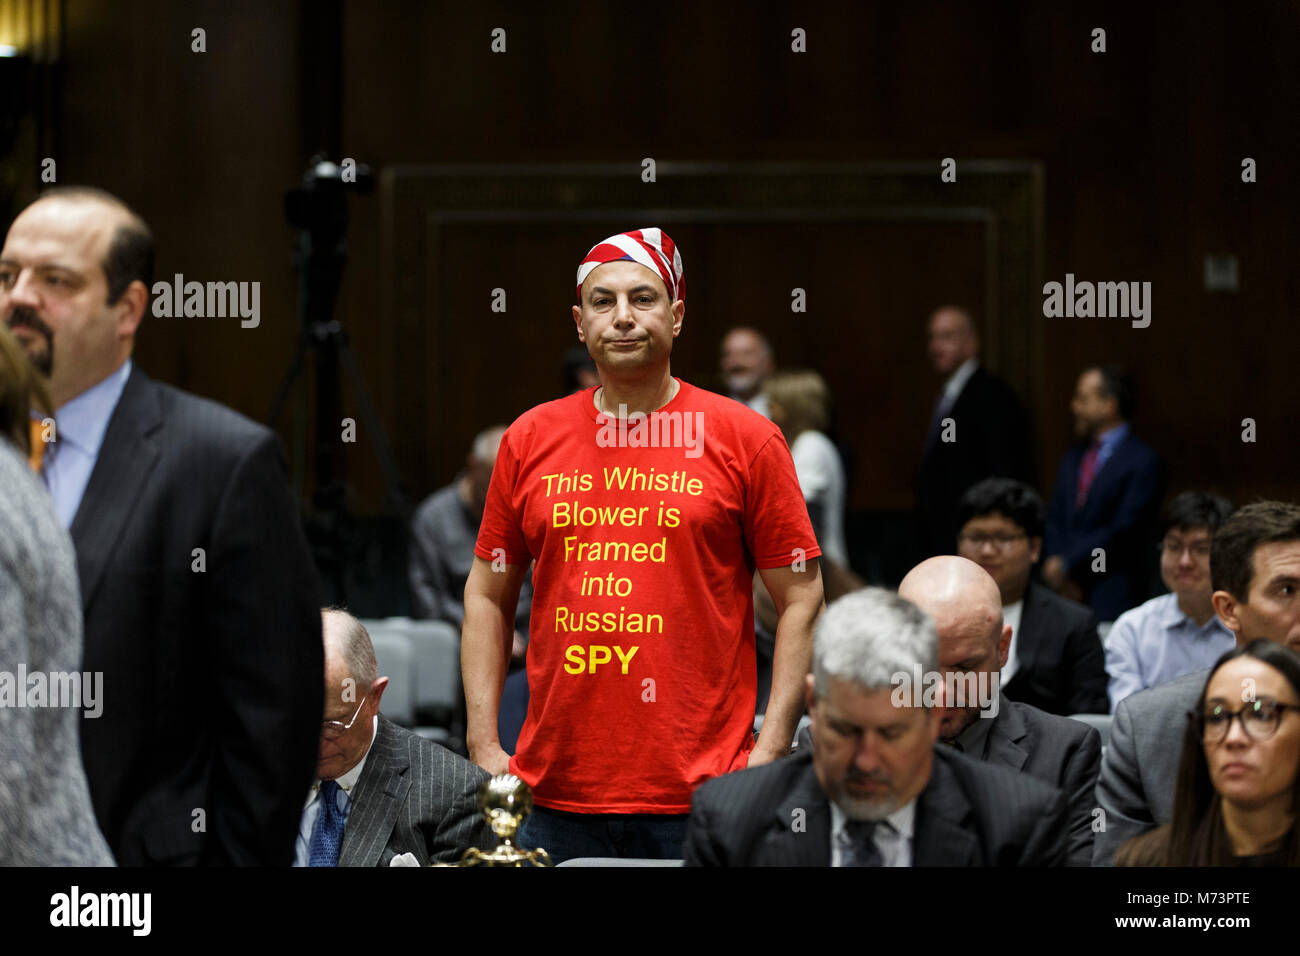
[575,227,684,304]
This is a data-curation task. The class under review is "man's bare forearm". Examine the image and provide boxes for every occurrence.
[754,562,824,759]
[461,558,525,755]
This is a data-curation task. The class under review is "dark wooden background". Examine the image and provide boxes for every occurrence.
[3,0,1296,596]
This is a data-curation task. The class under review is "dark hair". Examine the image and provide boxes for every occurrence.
[1160,490,1235,540]
[1157,640,1300,865]
[1210,500,1300,599]
[0,323,53,455]
[37,186,153,305]
[562,345,597,393]
[1086,363,1136,420]
[956,477,1046,540]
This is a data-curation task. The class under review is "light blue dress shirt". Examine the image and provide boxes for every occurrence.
[1104,591,1236,712]
[1090,421,1129,476]
[294,716,378,867]
[38,359,133,530]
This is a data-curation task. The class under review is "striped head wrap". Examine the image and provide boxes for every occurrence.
[575,227,684,303]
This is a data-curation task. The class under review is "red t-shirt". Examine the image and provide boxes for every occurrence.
[474,378,821,813]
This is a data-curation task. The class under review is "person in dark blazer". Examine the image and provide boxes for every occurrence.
[297,610,491,866]
[685,587,1068,866]
[914,306,1033,559]
[1094,501,1300,864]
[1043,365,1164,623]
[898,555,1101,865]
[955,478,1108,715]
[0,187,323,865]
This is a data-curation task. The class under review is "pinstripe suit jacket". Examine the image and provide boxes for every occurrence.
[683,745,1068,866]
[337,717,492,866]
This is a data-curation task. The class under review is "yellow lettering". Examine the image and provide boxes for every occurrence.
[614,645,639,674]
[564,645,585,674]
[588,645,612,673]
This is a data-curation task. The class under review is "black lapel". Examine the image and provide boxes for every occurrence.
[763,758,832,866]
[338,719,412,867]
[69,366,163,614]
[985,697,1029,773]
[912,749,981,866]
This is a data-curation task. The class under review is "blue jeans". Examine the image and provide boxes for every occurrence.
[517,805,688,864]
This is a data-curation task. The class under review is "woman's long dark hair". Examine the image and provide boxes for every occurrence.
[1165,639,1300,865]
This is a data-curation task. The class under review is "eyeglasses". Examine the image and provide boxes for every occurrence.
[1160,538,1212,558]
[1196,697,1299,743]
[321,695,368,740]
[958,532,1027,549]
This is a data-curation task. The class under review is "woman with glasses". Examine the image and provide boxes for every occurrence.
[1116,638,1300,865]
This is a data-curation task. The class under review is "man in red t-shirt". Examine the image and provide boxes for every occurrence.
[462,228,824,861]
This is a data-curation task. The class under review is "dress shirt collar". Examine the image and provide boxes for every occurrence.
[943,358,979,402]
[829,796,916,844]
[1091,421,1129,453]
[47,358,132,459]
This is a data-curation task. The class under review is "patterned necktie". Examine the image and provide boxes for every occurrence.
[28,418,46,473]
[1075,440,1102,509]
[308,780,346,867]
[840,819,883,867]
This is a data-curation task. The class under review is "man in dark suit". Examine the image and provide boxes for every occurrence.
[1043,365,1164,623]
[914,306,1032,559]
[0,187,323,864]
[684,588,1068,866]
[955,477,1108,715]
[1094,500,1300,864]
[898,555,1101,865]
[296,611,491,866]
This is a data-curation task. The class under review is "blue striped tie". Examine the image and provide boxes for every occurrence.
[308,780,346,867]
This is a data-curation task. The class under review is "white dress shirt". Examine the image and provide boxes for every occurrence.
[293,716,378,866]
[1001,599,1024,685]
[829,799,916,867]
[789,430,849,566]
[942,357,979,410]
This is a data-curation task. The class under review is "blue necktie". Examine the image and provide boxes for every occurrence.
[308,780,346,867]
[841,820,884,867]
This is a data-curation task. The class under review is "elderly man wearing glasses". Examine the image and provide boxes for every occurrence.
[1104,491,1237,712]
[294,609,492,866]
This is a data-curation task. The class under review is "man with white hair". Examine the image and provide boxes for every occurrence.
[898,555,1101,866]
[295,609,491,866]
[718,326,775,418]
[683,587,1068,866]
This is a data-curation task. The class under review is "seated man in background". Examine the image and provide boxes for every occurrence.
[684,588,1068,866]
[1105,490,1236,711]
[1094,500,1300,865]
[409,425,532,658]
[898,556,1102,866]
[955,478,1108,715]
[296,609,491,867]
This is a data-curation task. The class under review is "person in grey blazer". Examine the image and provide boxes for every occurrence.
[1,188,324,865]
[1093,500,1300,865]
[898,556,1102,866]
[0,328,112,865]
[685,588,1068,866]
[296,610,492,866]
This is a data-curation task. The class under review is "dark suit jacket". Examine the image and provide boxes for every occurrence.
[915,366,1033,557]
[337,717,492,866]
[683,744,1067,866]
[1043,431,1164,622]
[74,366,324,865]
[1092,669,1205,866]
[980,696,1102,867]
[1005,581,1109,715]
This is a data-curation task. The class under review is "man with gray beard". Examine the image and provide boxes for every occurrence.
[684,587,1067,865]
[898,556,1102,866]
